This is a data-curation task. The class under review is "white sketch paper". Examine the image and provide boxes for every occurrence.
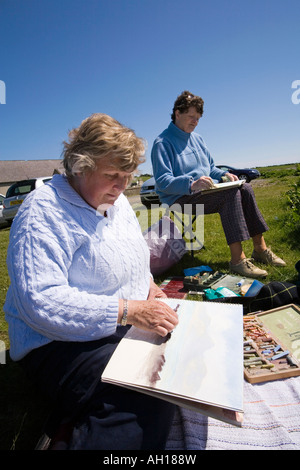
[102,299,244,424]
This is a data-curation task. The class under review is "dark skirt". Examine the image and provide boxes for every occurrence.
[19,326,175,450]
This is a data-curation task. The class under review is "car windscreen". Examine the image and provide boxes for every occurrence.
[6,180,36,197]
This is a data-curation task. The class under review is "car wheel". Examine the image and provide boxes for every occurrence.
[238,174,249,183]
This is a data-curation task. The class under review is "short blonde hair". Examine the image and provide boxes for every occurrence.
[62,113,146,176]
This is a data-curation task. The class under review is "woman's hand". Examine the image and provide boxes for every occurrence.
[118,297,179,337]
[224,172,239,181]
[129,299,179,337]
[147,278,167,300]
[191,176,214,192]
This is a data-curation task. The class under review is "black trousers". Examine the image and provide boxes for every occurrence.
[20,327,175,450]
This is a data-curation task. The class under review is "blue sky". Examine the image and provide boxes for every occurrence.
[0,0,299,175]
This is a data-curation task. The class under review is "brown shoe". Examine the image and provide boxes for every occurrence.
[229,258,268,279]
[251,248,286,267]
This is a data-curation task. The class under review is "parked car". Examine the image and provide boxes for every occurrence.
[140,177,161,208]
[3,176,52,223]
[0,193,8,226]
[216,165,260,183]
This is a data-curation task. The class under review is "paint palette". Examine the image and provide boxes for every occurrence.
[183,271,225,291]
[243,304,300,383]
[183,271,255,294]
[160,277,187,299]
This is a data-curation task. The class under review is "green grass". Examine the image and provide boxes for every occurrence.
[136,175,300,285]
[0,166,300,449]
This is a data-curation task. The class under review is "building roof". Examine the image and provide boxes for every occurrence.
[0,160,64,184]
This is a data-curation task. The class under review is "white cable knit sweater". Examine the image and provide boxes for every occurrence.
[4,174,151,360]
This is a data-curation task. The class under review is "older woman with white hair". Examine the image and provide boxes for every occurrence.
[4,113,178,450]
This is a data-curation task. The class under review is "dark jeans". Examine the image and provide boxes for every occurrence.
[20,327,175,450]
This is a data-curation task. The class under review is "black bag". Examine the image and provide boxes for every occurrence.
[246,281,300,313]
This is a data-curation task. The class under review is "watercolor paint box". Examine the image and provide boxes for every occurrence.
[243,304,300,384]
[183,271,255,295]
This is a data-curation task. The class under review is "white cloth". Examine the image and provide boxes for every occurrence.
[166,377,300,450]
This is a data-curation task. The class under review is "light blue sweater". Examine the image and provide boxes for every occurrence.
[4,174,151,361]
[151,122,225,206]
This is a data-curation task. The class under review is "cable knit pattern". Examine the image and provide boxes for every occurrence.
[4,174,151,360]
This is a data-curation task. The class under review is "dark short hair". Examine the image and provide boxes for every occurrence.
[171,91,204,122]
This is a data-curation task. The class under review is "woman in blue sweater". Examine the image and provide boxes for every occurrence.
[151,91,286,278]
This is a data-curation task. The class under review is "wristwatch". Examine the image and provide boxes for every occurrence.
[121,299,128,326]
